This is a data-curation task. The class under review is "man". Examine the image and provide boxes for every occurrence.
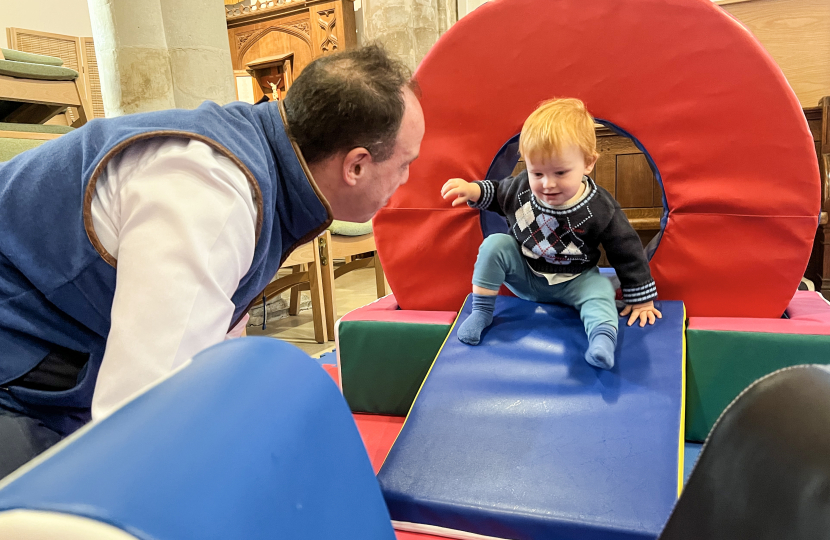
[0,44,424,478]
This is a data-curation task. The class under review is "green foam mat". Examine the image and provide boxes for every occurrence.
[686,329,830,441]
[338,320,451,416]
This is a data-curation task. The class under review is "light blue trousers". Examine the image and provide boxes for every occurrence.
[472,234,618,335]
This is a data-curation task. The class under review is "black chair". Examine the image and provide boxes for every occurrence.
[660,365,830,540]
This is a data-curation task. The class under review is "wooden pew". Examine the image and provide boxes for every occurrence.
[804,97,830,296]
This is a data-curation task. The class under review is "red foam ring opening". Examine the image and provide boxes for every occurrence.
[373,0,819,318]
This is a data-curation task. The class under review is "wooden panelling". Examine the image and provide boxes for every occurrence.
[234,19,314,102]
[615,153,654,208]
[593,154,616,196]
[339,0,357,49]
[235,20,314,71]
[804,97,830,295]
[596,132,639,155]
[511,159,526,177]
[724,0,830,108]
[652,178,664,208]
[622,207,662,230]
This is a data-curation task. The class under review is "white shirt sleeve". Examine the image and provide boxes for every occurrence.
[90,138,258,420]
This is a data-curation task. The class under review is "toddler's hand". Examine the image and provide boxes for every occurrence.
[620,301,662,327]
[441,178,481,206]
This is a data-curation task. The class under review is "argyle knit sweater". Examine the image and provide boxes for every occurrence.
[470,172,657,304]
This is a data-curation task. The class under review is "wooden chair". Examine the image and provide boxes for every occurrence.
[316,229,388,341]
[0,123,71,161]
[0,48,90,127]
[260,235,328,343]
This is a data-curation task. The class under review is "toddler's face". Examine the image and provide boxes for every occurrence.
[526,145,596,207]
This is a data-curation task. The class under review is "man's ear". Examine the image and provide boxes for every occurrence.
[343,147,372,187]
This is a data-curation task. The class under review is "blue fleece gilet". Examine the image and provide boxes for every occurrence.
[0,100,331,427]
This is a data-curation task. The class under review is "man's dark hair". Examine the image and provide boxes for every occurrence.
[283,44,413,164]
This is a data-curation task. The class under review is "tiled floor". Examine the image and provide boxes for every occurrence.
[246,266,384,357]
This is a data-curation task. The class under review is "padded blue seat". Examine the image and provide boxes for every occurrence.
[0,338,395,540]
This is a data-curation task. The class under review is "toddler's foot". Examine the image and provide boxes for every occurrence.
[458,293,497,345]
[585,324,617,370]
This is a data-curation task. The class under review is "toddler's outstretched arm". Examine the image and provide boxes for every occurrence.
[441,178,482,206]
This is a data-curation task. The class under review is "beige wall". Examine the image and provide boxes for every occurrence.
[0,0,93,48]
[724,0,830,108]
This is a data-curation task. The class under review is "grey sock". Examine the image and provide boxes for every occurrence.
[458,293,497,345]
[585,324,617,370]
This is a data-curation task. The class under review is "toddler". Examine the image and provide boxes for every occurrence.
[441,98,661,369]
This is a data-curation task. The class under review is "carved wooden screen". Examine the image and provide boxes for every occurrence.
[226,0,357,102]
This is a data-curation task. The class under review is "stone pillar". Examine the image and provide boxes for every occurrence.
[87,0,176,116]
[159,0,236,110]
[88,0,235,116]
[362,0,456,71]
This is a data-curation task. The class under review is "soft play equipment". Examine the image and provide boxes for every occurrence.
[685,291,830,440]
[373,0,820,318]
[0,338,395,540]
[378,296,686,540]
[336,295,457,415]
[660,365,830,540]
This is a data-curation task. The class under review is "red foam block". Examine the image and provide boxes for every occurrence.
[326,367,462,539]
[340,294,457,325]
[689,292,830,335]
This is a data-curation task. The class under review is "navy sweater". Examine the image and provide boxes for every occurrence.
[470,172,657,304]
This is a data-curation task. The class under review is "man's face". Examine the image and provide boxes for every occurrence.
[350,89,425,222]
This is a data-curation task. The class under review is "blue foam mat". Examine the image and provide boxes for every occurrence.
[317,349,337,365]
[0,338,394,540]
[378,296,685,540]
